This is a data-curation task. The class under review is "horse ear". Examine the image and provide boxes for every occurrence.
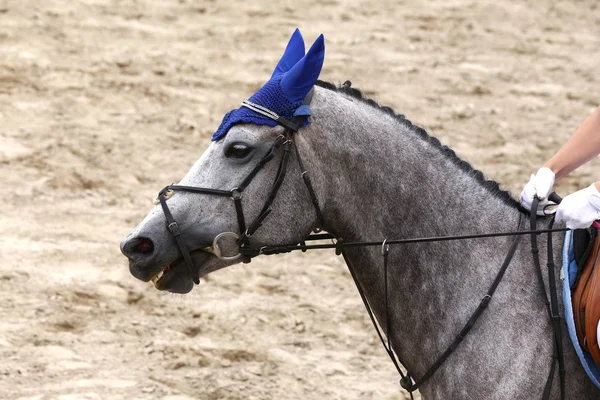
[271,29,306,78]
[280,34,325,103]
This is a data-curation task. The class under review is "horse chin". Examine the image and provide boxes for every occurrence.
[153,251,213,294]
[153,260,194,294]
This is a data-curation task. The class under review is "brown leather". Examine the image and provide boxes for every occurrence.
[572,234,600,365]
[586,247,600,365]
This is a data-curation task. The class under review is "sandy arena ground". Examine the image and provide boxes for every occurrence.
[1,1,599,399]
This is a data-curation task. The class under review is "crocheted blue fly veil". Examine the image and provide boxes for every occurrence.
[212,30,325,141]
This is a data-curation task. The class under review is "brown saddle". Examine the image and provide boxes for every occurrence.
[573,230,600,366]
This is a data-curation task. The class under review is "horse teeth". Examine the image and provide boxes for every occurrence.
[150,262,174,286]
[151,270,165,284]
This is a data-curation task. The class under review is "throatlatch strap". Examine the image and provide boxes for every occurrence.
[293,141,324,231]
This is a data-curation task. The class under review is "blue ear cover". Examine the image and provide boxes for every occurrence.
[280,34,325,104]
[271,28,305,78]
[212,31,325,141]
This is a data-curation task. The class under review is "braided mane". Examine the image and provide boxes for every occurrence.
[315,80,525,212]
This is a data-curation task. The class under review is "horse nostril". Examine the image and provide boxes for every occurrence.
[135,238,154,254]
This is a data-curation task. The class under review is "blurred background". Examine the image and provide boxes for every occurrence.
[0,0,598,399]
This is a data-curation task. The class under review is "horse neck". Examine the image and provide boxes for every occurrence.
[301,87,525,378]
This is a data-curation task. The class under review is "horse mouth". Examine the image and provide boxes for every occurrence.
[146,256,191,293]
[150,260,177,286]
[146,250,212,294]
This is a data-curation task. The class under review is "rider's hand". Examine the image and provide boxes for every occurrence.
[520,167,556,215]
[556,184,600,229]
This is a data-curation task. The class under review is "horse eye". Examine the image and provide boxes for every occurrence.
[225,143,253,158]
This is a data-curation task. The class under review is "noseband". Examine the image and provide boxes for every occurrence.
[156,89,323,284]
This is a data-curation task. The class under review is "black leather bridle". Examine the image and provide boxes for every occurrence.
[156,89,323,284]
[156,83,568,399]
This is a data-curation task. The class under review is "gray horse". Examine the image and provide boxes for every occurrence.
[120,31,598,399]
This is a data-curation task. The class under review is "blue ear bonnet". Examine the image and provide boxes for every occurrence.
[212,30,325,141]
[212,77,306,140]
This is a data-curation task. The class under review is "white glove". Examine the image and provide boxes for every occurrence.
[520,167,556,215]
[555,184,600,229]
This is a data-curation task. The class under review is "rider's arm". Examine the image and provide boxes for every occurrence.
[537,107,600,229]
[521,107,600,215]
[544,107,600,185]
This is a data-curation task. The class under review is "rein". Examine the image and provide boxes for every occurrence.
[157,86,569,398]
[259,211,566,399]
[531,196,566,400]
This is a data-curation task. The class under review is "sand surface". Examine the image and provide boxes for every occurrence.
[1,0,599,399]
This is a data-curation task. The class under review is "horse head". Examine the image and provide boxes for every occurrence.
[120,30,327,293]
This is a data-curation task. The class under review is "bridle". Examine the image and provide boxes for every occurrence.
[156,89,323,284]
[156,84,568,399]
